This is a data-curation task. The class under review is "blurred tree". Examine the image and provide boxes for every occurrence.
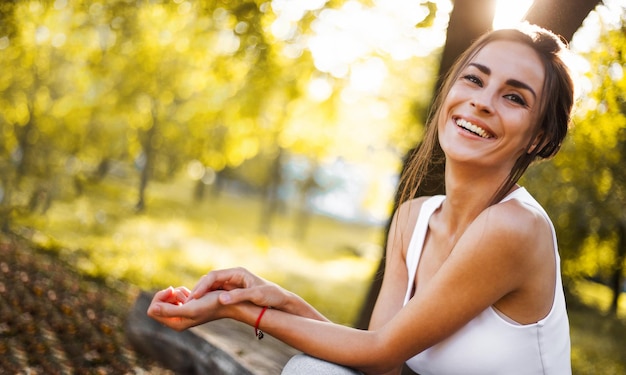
[0,0,99,223]
[194,1,305,235]
[0,0,441,226]
[112,1,219,211]
[0,1,19,230]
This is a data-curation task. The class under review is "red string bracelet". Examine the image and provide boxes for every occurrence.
[254,306,270,340]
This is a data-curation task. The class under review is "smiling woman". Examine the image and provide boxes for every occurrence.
[147,23,577,375]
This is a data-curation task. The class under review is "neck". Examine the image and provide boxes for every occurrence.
[440,162,515,232]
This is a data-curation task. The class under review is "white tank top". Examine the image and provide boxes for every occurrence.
[403,188,571,375]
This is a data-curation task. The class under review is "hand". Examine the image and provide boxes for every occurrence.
[188,267,290,309]
[147,286,229,331]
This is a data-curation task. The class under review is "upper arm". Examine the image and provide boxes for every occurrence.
[375,200,549,363]
[369,198,424,331]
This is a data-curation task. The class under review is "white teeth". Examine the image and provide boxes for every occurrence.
[455,119,492,139]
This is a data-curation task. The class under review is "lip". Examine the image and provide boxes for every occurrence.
[453,116,496,139]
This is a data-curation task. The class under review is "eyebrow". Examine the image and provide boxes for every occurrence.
[468,62,537,100]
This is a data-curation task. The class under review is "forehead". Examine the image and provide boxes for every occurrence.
[469,40,545,95]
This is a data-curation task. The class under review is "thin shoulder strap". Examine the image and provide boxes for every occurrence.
[403,195,446,305]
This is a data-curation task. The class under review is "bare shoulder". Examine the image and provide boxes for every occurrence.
[389,196,432,258]
[478,198,553,261]
[395,196,430,222]
[485,198,550,236]
[393,196,434,236]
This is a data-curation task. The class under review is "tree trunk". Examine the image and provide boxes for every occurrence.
[524,0,602,41]
[609,221,626,316]
[434,0,498,91]
[136,150,151,213]
[259,148,284,235]
[193,178,206,202]
[14,117,35,185]
[136,106,158,213]
[292,166,317,241]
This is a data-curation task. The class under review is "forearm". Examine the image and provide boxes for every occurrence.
[280,290,330,322]
[233,303,397,374]
[194,268,331,321]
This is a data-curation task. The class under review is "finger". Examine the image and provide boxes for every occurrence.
[219,286,270,306]
[147,300,173,318]
[147,287,187,317]
[173,287,191,303]
[152,286,177,304]
[189,268,250,300]
[188,272,224,300]
[187,276,215,302]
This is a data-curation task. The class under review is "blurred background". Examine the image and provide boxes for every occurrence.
[0,0,625,373]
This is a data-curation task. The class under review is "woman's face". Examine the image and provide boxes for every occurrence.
[438,40,545,174]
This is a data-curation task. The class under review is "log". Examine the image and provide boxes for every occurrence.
[126,291,300,375]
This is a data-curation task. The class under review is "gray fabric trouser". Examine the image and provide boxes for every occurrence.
[281,354,363,375]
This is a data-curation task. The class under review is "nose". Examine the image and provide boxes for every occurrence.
[470,91,494,114]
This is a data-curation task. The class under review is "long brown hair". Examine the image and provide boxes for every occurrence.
[397,23,575,207]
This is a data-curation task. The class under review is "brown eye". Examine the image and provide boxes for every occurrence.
[504,93,527,106]
[462,74,483,87]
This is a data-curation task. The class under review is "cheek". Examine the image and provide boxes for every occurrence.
[436,110,452,145]
[443,86,463,108]
[438,90,462,126]
[513,126,539,156]
[506,109,537,137]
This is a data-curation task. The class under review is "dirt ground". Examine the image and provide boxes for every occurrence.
[0,233,174,374]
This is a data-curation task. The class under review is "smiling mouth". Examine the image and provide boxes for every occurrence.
[455,118,494,139]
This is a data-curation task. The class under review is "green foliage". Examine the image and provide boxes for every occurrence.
[522,8,626,294]
[0,0,440,216]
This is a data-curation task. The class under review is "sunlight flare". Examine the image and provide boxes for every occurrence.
[492,0,534,30]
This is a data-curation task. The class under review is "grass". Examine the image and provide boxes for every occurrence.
[568,282,626,374]
[9,172,626,374]
[14,173,383,325]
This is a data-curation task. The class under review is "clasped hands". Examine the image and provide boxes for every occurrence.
[147,267,286,331]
